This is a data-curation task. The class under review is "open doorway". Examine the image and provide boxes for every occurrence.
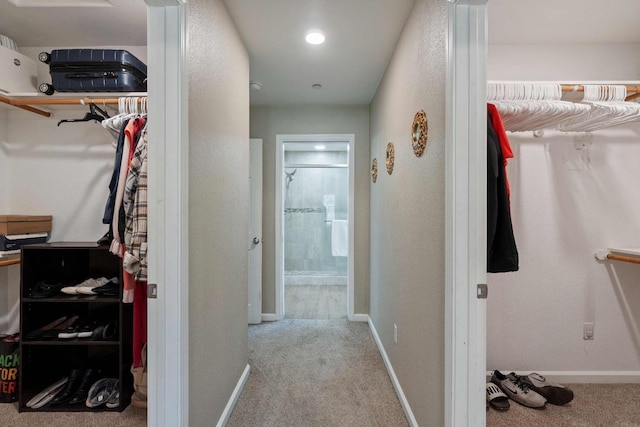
[275,134,355,320]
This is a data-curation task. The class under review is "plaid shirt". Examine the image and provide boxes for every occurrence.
[123,128,148,281]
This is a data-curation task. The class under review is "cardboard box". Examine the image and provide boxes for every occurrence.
[0,215,52,235]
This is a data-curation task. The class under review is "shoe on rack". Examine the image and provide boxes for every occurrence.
[40,315,79,339]
[491,370,547,408]
[61,277,110,295]
[69,368,99,404]
[92,277,120,297]
[515,372,574,406]
[25,316,67,340]
[50,369,85,405]
[105,383,120,409]
[86,378,119,408]
[26,377,68,408]
[76,321,98,339]
[30,280,64,298]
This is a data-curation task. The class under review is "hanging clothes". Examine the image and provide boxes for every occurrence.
[488,103,514,197]
[487,113,519,273]
[123,126,148,281]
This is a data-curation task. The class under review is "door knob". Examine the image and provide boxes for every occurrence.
[252,237,260,245]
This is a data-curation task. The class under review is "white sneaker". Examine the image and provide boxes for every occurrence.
[517,372,574,406]
[491,370,546,408]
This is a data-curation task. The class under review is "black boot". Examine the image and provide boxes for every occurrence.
[50,369,85,405]
[69,368,99,404]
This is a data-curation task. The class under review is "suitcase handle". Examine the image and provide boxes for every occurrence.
[65,71,117,79]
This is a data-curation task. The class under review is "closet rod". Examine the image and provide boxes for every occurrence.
[9,97,142,106]
[559,84,640,101]
[0,258,20,267]
[0,95,51,118]
[606,254,640,265]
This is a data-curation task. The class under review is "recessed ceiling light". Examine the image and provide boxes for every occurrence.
[315,145,326,150]
[305,30,325,45]
[312,84,322,89]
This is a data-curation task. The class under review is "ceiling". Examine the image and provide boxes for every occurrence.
[0,0,147,47]
[223,0,415,106]
[2,0,640,106]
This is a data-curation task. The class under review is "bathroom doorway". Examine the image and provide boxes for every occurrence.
[275,134,355,320]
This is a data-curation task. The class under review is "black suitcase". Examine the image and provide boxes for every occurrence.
[38,49,147,95]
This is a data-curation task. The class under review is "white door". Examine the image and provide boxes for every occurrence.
[248,139,263,324]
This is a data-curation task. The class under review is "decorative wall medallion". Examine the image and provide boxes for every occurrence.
[371,158,378,183]
[385,142,395,175]
[412,109,428,157]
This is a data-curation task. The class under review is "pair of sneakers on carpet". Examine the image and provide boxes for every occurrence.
[486,370,574,411]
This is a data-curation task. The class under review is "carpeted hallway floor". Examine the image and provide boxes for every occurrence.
[227,319,409,427]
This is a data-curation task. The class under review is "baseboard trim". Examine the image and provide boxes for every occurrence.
[216,364,250,427]
[368,316,418,427]
[261,313,278,322]
[485,370,640,384]
[350,313,369,322]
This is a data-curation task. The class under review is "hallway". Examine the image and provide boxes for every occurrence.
[227,320,408,426]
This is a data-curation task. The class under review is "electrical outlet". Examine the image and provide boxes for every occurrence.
[583,322,594,340]
[394,324,398,345]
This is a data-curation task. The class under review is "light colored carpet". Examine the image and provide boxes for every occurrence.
[487,383,640,426]
[0,402,146,427]
[285,285,347,320]
[227,319,409,427]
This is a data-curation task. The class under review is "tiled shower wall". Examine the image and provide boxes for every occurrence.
[284,151,348,282]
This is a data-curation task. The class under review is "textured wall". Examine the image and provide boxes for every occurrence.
[487,43,640,374]
[368,0,447,425]
[251,105,370,315]
[188,0,250,424]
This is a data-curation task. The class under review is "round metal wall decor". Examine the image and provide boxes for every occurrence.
[385,142,395,175]
[412,109,428,157]
[371,158,378,183]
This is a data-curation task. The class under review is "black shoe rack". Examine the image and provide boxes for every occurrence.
[18,242,133,412]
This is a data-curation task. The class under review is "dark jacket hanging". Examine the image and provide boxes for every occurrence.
[487,115,519,272]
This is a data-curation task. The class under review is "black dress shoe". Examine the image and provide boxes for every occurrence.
[31,280,64,298]
[50,369,85,405]
[92,278,119,297]
[69,368,99,404]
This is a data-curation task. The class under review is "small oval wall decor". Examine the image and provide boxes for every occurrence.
[371,158,378,183]
[386,142,395,175]
[412,109,428,157]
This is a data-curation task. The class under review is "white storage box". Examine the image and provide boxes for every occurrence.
[0,45,37,94]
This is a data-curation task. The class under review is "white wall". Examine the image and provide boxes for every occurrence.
[488,44,640,82]
[188,0,250,424]
[487,44,640,375]
[251,105,370,315]
[369,0,447,425]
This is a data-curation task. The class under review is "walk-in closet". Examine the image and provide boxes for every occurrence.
[0,1,148,424]
[486,0,640,425]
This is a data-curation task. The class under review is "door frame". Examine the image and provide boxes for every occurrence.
[146,1,189,426]
[445,0,488,425]
[275,134,356,320]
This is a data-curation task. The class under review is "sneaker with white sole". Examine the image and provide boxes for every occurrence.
[515,372,574,406]
[491,370,547,408]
